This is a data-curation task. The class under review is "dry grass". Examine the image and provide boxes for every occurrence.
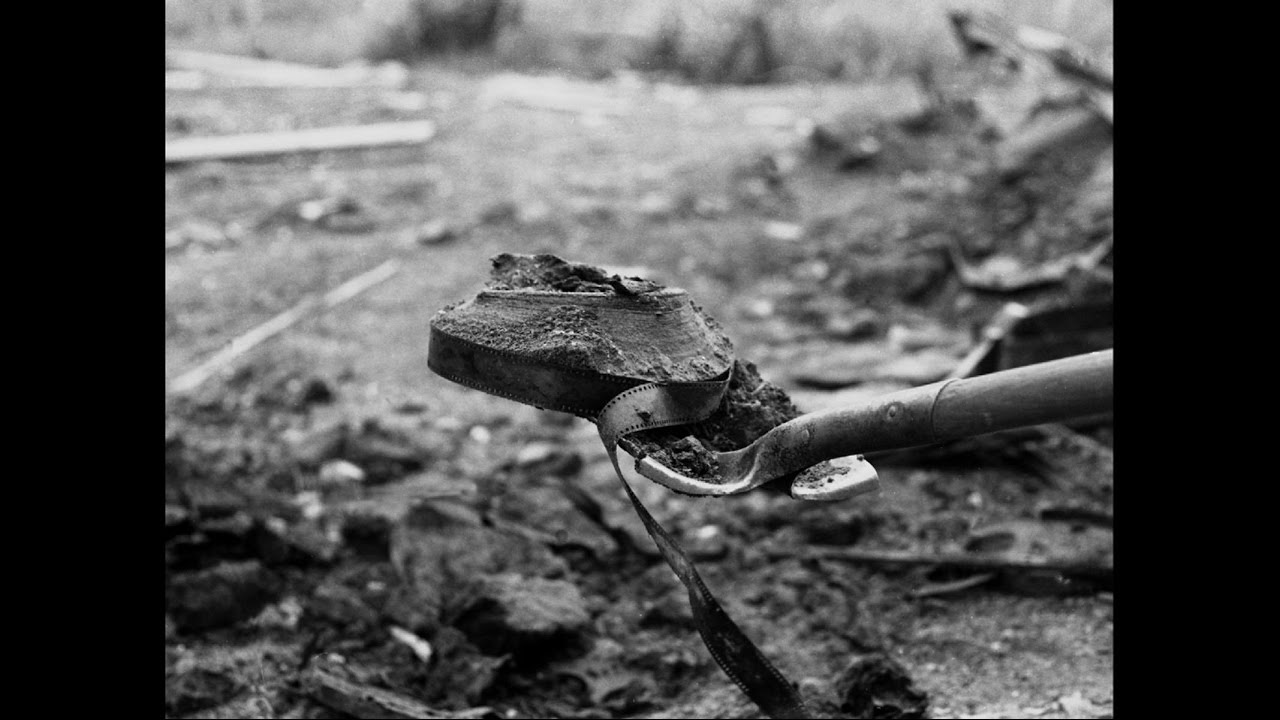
[165,0,1112,82]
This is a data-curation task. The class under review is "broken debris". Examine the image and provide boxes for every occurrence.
[302,659,498,719]
[166,560,283,633]
[835,653,930,719]
[454,573,592,660]
[168,259,400,395]
[165,120,437,165]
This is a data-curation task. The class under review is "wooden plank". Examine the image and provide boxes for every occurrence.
[168,260,401,395]
[302,665,496,719]
[769,547,1113,580]
[165,120,436,164]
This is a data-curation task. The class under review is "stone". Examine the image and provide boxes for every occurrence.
[454,573,592,659]
[835,653,928,719]
[166,561,283,632]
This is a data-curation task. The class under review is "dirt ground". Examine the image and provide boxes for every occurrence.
[165,58,1113,719]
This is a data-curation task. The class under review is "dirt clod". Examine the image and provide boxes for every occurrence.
[620,359,804,480]
[490,253,628,292]
[167,560,283,633]
[389,501,568,633]
[455,573,592,660]
[165,667,244,717]
[835,653,929,719]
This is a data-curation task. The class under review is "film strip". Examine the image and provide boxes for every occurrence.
[429,323,811,719]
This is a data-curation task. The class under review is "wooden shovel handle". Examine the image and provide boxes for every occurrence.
[773,350,1113,465]
[932,348,1113,441]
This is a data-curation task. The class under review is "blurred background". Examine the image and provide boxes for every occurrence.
[164,0,1111,82]
[165,2,1113,718]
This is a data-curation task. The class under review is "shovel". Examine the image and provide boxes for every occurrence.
[429,256,1113,502]
[636,348,1112,500]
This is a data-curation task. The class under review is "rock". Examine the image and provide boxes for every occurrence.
[165,504,192,535]
[293,376,335,406]
[763,220,804,242]
[284,421,349,466]
[272,518,345,564]
[335,471,478,535]
[742,298,775,320]
[454,573,591,659]
[639,593,695,630]
[835,653,929,718]
[292,492,325,521]
[418,627,508,706]
[512,442,584,477]
[165,668,244,717]
[167,561,283,633]
[180,479,248,518]
[514,441,557,466]
[808,123,883,170]
[389,626,435,664]
[685,524,728,561]
[389,501,567,632]
[319,459,367,487]
[489,484,617,558]
[835,248,950,304]
[308,582,379,627]
[595,674,660,716]
[345,418,432,481]
[249,597,303,631]
[381,584,440,634]
[414,218,460,246]
[296,196,377,233]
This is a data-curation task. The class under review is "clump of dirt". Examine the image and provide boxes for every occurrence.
[651,436,722,479]
[435,255,809,482]
[619,359,803,480]
[835,653,930,718]
[489,253,663,294]
[432,254,734,382]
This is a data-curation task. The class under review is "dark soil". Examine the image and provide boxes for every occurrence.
[619,359,805,481]
[488,253,663,294]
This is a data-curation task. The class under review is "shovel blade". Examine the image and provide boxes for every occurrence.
[789,455,881,501]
